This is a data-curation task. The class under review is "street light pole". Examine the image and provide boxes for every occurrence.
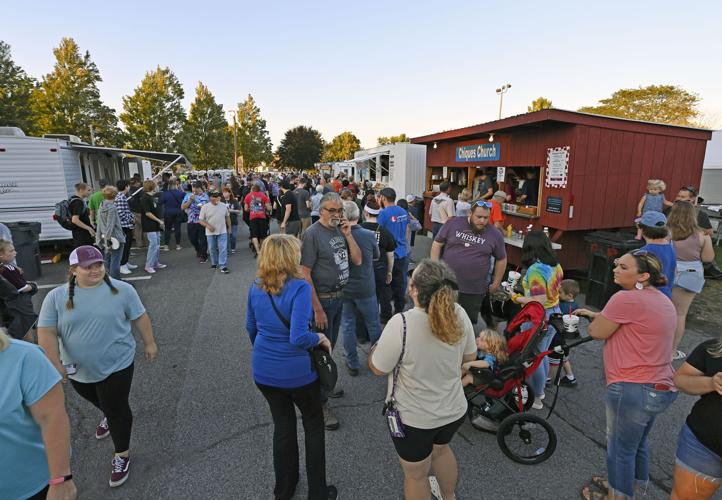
[495,83,512,119]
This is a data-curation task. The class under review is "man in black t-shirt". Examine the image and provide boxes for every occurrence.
[360,200,396,322]
[279,179,301,237]
[69,182,95,249]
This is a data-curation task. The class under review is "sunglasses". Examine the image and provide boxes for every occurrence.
[474,200,493,208]
[680,185,698,196]
[615,249,650,271]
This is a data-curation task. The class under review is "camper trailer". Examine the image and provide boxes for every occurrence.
[0,128,187,242]
[701,130,722,204]
[345,143,427,200]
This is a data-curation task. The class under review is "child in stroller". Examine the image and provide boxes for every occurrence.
[462,329,508,387]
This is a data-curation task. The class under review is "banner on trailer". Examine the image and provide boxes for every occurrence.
[456,143,500,162]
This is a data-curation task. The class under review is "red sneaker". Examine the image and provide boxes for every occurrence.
[109,455,130,487]
[95,417,109,440]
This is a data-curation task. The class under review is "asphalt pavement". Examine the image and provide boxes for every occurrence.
[30,223,720,500]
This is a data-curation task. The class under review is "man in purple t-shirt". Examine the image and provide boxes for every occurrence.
[430,202,507,325]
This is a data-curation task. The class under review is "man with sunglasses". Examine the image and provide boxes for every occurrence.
[301,192,362,430]
[430,201,507,326]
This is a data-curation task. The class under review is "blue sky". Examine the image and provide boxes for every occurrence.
[4,0,722,149]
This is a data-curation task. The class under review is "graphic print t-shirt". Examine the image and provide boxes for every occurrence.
[300,223,349,293]
[244,192,270,220]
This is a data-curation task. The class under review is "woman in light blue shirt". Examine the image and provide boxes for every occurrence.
[0,328,76,500]
[38,246,158,490]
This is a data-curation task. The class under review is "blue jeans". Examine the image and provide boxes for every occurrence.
[317,297,343,348]
[227,224,239,252]
[527,305,561,398]
[341,295,381,369]
[145,232,160,268]
[104,244,124,280]
[605,382,678,498]
[207,233,228,268]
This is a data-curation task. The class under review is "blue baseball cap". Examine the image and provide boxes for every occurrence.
[639,211,667,227]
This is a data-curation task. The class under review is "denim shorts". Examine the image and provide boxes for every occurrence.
[675,422,722,482]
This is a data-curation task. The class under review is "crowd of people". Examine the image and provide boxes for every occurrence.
[0,169,720,500]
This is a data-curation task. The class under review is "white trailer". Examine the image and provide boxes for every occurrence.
[346,143,427,200]
[0,128,188,242]
[701,130,722,204]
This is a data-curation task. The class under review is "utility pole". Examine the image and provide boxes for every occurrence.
[496,83,512,119]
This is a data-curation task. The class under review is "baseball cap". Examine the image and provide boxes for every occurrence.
[493,190,506,200]
[405,195,415,203]
[639,211,667,227]
[69,245,104,267]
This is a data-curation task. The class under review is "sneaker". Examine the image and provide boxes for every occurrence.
[175,245,182,251]
[532,397,544,410]
[95,417,110,440]
[231,249,236,254]
[429,476,443,500]
[345,361,359,377]
[545,378,551,387]
[109,455,130,487]
[559,376,578,387]
[220,267,230,274]
[154,263,167,269]
[126,263,138,270]
[160,245,170,252]
[144,266,156,274]
[672,350,687,360]
[322,404,339,430]
[119,265,132,275]
[327,485,338,500]
[327,387,344,398]
[210,265,218,270]
[199,257,208,264]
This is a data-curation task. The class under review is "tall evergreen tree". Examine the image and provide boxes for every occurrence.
[277,126,324,170]
[120,66,186,151]
[0,41,37,133]
[235,94,273,169]
[31,37,120,145]
[323,131,361,162]
[179,82,232,169]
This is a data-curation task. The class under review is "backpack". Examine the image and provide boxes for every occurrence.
[53,195,81,230]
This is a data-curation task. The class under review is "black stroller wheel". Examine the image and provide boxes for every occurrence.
[496,413,557,465]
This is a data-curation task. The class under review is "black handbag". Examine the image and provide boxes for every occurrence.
[267,292,338,392]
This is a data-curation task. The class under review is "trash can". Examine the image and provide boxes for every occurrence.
[4,222,42,280]
[584,231,644,309]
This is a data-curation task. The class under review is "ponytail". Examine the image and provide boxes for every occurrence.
[428,284,462,344]
[103,274,119,295]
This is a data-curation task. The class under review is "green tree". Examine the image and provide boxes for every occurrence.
[120,66,186,151]
[179,82,232,169]
[235,94,273,169]
[377,133,408,145]
[578,85,700,126]
[277,125,324,170]
[31,38,120,145]
[0,41,37,133]
[528,97,553,112]
[322,131,361,162]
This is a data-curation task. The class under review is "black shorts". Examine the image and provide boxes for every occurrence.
[391,412,466,463]
[249,218,269,239]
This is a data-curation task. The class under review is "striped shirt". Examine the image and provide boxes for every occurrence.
[114,192,135,229]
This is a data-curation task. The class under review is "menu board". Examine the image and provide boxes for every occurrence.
[545,146,570,188]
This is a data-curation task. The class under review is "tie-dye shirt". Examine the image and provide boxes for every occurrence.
[522,261,563,309]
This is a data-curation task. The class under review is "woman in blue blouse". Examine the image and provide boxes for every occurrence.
[246,234,336,500]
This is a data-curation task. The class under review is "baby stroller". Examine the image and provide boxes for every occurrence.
[465,301,591,465]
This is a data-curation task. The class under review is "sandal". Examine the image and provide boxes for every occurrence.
[591,475,609,494]
[580,485,606,500]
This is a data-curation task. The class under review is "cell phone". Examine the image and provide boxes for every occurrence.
[64,363,77,375]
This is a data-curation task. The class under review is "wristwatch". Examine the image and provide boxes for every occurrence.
[49,474,73,486]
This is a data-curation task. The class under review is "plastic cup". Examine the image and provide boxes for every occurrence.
[562,314,580,332]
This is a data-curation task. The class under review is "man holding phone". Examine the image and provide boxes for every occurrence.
[300,192,362,430]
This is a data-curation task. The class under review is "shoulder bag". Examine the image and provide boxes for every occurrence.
[382,313,407,438]
[266,291,338,392]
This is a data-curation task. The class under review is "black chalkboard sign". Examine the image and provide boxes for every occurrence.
[546,196,563,214]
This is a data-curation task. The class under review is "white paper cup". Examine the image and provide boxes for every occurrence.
[508,271,521,281]
[562,314,580,332]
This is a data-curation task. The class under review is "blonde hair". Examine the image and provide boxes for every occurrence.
[256,234,303,295]
[143,180,156,192]
[479,328,508,364]
[102,185,118,200]
[410,259,462,345]
[647,179,666,192]
[0,327,10,352]
[459,188,472,203]
[0,239,13,254]
[668,201,700,241]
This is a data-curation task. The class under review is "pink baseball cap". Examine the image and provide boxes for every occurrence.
[69,245,104,267]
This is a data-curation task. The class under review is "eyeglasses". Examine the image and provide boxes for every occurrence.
[321,207,343,214]
[474,200,493,208]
